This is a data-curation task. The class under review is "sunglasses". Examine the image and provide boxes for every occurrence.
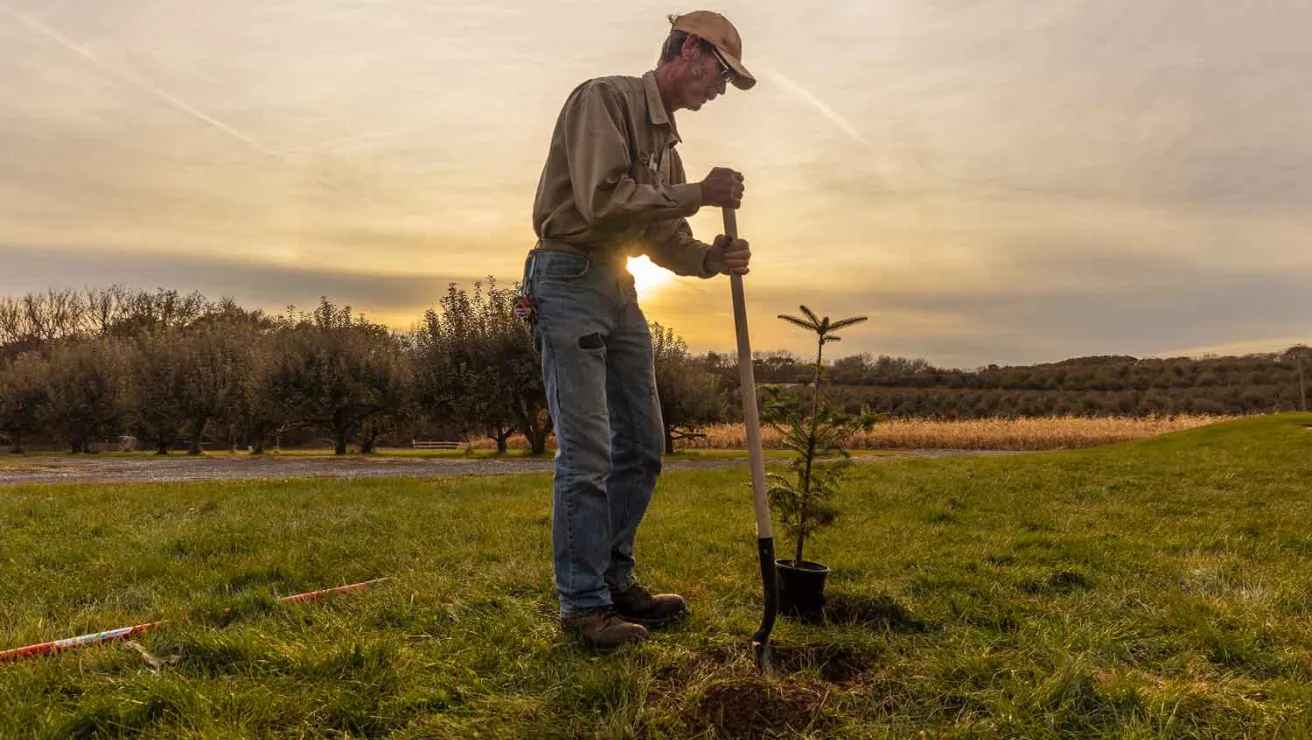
[707,45,736,83]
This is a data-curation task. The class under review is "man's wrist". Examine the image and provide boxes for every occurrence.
[701,245,721,277]
[672,182,704,217]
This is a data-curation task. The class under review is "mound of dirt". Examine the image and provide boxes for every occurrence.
[692,679,829,739]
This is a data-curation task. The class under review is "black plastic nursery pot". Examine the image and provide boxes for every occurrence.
[775,559,831,621]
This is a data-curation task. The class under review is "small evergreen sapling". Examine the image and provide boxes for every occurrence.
[765,306,873,566]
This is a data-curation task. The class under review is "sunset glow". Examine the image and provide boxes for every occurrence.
[627,256,673,301]
[2,2,1311,365]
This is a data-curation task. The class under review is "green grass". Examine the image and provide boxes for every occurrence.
[0,447,897,464]
[2,415,1311,738]
[0,448,541,460]
[669,449,898,461]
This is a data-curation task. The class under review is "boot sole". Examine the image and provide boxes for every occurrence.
[561,625,650,654]
[586,638,644,655]
[571,631,650,654]
[616,607,690,629]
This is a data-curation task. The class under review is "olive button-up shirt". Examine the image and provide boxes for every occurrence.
[531,70,714,278]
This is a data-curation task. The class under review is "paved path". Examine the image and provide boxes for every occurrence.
[0,450,1020,487]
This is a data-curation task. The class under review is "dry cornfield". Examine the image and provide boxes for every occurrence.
[682,415,1233,451]
[466,414,1232,452]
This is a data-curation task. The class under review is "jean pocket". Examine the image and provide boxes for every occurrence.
[536,252,590,280]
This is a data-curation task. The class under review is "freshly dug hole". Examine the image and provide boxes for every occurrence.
[690,679,829,739]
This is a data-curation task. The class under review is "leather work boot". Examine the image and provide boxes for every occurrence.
[560,608,649,653]
[611,583,690,628]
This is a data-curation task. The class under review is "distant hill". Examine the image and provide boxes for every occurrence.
[699,348,1311,419]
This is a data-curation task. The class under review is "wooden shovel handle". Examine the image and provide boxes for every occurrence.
[724,208,772,539]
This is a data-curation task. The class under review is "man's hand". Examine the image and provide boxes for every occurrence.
[705,234,751,276]
[700,167,745,208]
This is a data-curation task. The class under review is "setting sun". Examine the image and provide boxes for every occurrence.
[626,255,672,299]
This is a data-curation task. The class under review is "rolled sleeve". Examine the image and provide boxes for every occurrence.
[647,218,716,278]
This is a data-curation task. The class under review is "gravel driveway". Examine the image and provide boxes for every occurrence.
[0,450,1018,487]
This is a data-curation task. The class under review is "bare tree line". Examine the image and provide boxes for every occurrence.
[0,286,216,356]
[4,285,1306,455]
[0,285,719,455]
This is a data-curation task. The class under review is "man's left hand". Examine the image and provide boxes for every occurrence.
[706,235,751,276]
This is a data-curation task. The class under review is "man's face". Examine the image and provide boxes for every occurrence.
[676,37,730,111]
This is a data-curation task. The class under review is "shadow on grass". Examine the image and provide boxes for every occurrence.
[1020,569,1095,595]
[770,642,877,684]
[802,592,929,632]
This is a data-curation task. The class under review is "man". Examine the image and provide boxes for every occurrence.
[523,10,755,652]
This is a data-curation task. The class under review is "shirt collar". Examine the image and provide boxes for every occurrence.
[642,70,681,145]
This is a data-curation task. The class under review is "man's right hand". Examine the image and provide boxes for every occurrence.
[700,167,745,209]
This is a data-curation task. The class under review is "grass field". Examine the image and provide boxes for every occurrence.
[2,414,1310,737]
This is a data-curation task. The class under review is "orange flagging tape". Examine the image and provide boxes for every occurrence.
[0,577,389,664]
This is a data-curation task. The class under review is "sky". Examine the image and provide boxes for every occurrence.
[2,0,1311,368]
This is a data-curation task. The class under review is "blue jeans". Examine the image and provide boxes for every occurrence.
[526,250,665,618]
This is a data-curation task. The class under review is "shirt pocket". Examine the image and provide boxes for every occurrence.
[634,150,669,188]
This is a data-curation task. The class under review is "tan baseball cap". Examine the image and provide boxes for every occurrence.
[670,10,756,91]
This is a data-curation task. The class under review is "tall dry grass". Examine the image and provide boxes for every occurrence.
[683,415,1233,451]
[464,415,1232,452]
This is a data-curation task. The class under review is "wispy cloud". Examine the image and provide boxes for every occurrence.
[0,3,385,206]
[1,5,278,159]
[758,65,876,155]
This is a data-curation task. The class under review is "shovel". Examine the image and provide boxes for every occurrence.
[724,206,778,672]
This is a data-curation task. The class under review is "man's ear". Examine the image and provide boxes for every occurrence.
[682,33,703,60]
